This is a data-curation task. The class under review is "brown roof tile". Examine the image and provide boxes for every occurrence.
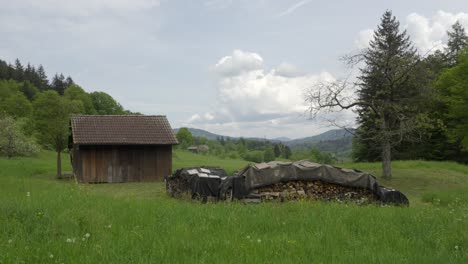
[71,115,178,145]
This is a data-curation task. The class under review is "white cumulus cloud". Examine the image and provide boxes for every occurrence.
[213,49,264,76]
[354,29,374,50]
[188,49,341,138]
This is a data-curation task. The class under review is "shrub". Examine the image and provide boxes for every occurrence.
[0,115,39,157]
[243,151,264,163]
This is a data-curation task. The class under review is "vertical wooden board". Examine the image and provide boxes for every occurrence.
[129,147,136,182]
[112,147,119,183]
[116,147,121,183]
[82,149,89,183]
[95,147,102,182]
[123,147,129,182]
[90,147,97,182]
[144,147,156,181]
[153,147,159,181]
[104,147,113,183]
[141,148,148,181]
[126,147,132,182]
[98,146,107,183]
[138,148,143,181]
[156,146,168,181]
[155,147,161,180]
[131,147,139,182]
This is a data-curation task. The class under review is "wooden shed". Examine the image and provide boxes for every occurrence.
[69,115,178,183]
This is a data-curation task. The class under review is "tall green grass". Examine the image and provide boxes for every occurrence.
[1,151,467,263]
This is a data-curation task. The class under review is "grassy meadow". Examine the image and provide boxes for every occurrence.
[1,150,467,263]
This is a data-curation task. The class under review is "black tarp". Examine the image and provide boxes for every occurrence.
[166,167,227,201]
[219,161,409,205]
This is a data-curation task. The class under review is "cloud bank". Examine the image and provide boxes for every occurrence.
[186,49,352,138]
[354,11,468,54]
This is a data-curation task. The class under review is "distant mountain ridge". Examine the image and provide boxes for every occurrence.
[173,127,355,155]
[173,128,222,141]
[173,127,278,142]
[285,129,355,147]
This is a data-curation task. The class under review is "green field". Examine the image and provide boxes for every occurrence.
[1,150,467,263]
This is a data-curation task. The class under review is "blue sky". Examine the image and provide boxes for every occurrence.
[1,0,467,139]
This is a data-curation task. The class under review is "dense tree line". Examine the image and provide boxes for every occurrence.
[352,18,468,166]
[0,58,138,176]
[306,11,468,178]
[175,128,321,164]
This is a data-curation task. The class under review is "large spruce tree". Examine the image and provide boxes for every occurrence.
[356,11,431,178]
[306,11,432,179]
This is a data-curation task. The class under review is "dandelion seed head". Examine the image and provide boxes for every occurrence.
[49,254,54,258]
[85,233,91,238]
[257,239,261,243]
[8,239,13,244]
[26,192,30,197]
[246,235,250,239]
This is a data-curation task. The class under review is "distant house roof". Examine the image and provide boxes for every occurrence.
[71,115,178,145]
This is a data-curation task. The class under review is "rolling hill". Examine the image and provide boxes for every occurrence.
[174,127,355,155]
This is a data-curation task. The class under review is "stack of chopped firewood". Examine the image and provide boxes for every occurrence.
[251,180,377,204]
[165,176,191,198]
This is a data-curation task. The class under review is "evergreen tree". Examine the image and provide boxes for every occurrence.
[24,63,34,81]
[0,59,9,79]
[446,21,468,66]
[36,65,49,91]
[65,76,74,87]
[307,11,433,178]
[354,11,434,178]
[19,81,39,101]
[51,73,67,95]
[13,59,24,81]
[283,146,292,159]
[273,144,281,157]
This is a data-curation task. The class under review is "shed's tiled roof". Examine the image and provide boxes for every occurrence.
[71,115,178,145]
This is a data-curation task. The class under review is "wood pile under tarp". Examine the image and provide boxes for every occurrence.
[167,161,409,205]
[166,167,227,201]
[252,180,377,204]
[219,160,409,205]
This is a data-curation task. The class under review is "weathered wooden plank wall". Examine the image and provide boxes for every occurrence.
[73,145,172,183]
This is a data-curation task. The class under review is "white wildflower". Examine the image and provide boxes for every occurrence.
[85,233,91,238]
[107,224,112,229]
[455,245,460,250]
[26,192,30,197]
[49,254,54,258]
[257,239,261,243]
[66,238,72,243]
[246,235,250,239]
[8,239,13,244]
